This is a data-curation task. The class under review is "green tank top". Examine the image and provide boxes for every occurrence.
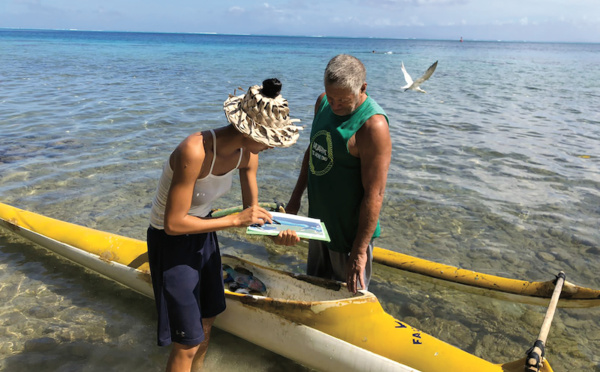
[307,94,388,253]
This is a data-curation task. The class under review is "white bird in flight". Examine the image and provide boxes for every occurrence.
[401,61,438,93]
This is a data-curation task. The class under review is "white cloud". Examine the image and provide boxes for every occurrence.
[228,6,245,14]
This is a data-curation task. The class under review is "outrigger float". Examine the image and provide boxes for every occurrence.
[0,202,561,371]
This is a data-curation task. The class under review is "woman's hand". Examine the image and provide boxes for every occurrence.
[271,229,300,246]
[232,205,273,227]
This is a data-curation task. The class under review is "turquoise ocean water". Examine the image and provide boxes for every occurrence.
[1,29,599,371]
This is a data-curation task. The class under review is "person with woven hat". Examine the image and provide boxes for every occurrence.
[278,54,392,294]
[147,78,301,372]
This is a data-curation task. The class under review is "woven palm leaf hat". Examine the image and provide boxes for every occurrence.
[224,78,302,148]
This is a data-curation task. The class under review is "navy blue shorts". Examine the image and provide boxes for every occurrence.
[147,226,226,347]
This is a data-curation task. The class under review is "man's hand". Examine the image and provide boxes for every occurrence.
[346,250,367,294]
[284,199,301,215]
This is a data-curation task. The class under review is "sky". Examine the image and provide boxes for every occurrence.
[1,0,599,43]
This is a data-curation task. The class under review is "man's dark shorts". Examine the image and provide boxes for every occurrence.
[147,226,226,347]
[307,240,373,290]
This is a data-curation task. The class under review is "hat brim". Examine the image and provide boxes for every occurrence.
[224,94,301,148]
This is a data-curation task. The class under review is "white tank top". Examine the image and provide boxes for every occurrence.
[149,129,243,229]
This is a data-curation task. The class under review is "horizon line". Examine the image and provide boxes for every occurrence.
[1,27,599,45]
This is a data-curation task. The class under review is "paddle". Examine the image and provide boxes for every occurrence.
[525,271,566,372]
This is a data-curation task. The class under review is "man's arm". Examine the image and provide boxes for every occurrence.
[285,92,326,215]
[285,147,309,215]
[346,114,392,293]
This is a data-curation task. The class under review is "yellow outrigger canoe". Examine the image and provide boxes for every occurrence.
[214,204,600,308]
[0,201,554,372]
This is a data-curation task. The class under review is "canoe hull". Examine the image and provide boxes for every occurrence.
[0,202,553,372]
[217,299,414,372]
[0,204,414,371]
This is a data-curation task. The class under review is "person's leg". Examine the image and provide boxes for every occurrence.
[187,232,225,371]
[167,343,201,372]
[361,240,374,289]
[166,316,216,372]
[158,231,226,372]
[190,317,216,371]
[307,240,333,279]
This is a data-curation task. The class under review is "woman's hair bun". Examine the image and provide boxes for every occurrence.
[261,78,282,98]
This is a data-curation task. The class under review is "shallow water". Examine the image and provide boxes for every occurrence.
[1,30,599,371]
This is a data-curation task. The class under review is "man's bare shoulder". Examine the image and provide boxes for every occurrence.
[364,113,388,127]
[347,115,390,157]
[360,114,390,140]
